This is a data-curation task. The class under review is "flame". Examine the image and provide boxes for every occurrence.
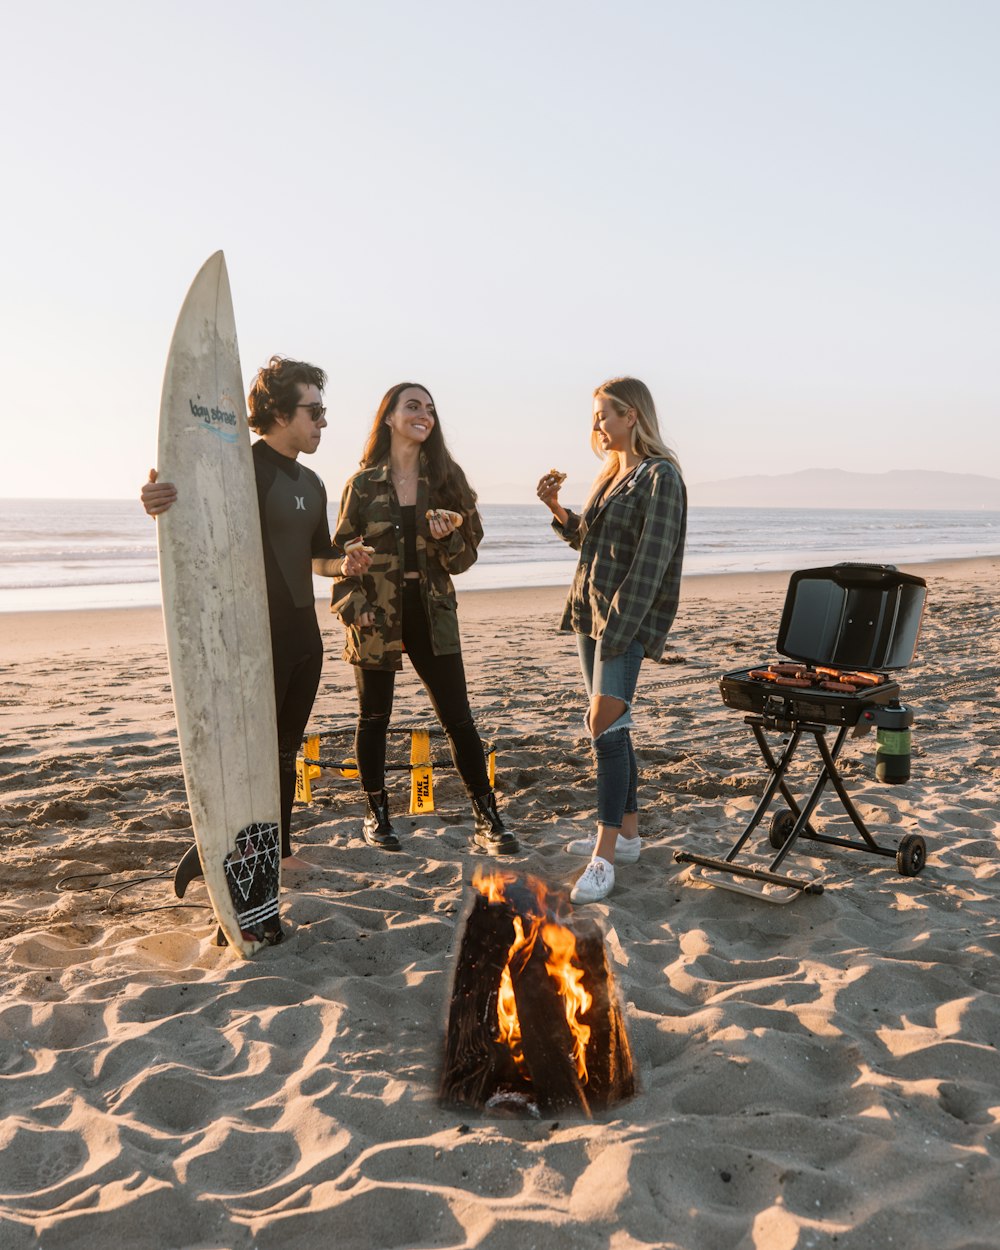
[495,915,529,1065]
[472,865,517,904]
[472,868,592,1085]
[472,866,550,912]
[542,922,592,1081]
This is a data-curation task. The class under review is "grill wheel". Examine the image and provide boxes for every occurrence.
[768,809,796,850]
[896,833,927,877]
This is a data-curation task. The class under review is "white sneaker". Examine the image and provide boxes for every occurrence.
[565,833,640,865]
[570,856,615,904]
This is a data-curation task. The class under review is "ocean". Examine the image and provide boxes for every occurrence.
[2,498,999,613]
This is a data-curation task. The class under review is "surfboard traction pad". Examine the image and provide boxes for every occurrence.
[224,821,284,945]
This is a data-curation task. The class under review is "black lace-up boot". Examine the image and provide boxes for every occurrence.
[363,790,401,851]
[471,792,519,855]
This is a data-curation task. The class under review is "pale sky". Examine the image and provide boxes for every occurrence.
[1,0,996,502]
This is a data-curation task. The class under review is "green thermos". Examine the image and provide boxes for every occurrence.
[875,701,913,785]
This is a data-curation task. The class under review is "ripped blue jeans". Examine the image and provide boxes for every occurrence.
[576,635,644,828]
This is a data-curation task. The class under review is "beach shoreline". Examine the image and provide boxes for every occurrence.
[1,556,999,1246]
[4,495,999,615]
[2,553,998,660]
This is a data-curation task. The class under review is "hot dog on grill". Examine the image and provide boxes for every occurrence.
[844,671,883,687]
[747,660,885,694]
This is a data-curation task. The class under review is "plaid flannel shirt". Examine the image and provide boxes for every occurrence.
[552,458,687,659]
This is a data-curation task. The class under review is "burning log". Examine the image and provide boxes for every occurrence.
[438,891,523,1108]
[573,920,635,1110]
[509,925,589,1115]
[439,869,635,1118]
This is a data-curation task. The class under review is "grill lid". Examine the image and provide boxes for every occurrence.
[776,563,927,671]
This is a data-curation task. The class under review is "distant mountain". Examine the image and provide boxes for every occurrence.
[688,469,1000,511]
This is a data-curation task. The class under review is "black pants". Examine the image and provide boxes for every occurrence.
[354,581,490,797]
[273,621,323,857]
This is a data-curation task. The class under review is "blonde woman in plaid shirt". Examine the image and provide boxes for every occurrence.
[538,378,687,903]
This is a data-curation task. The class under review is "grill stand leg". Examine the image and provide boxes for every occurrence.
[792,728,897,861]
[720,724,804,863]
[748,721,824,868]
[675,713,899,895]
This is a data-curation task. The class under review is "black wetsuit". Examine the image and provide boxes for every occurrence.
[253,439,336,857]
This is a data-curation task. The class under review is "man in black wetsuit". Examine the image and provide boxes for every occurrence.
[143,356,364,881]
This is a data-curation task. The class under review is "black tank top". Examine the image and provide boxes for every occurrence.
[400,505,418,573]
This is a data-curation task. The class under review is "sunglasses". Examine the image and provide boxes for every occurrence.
[296,403,327,422]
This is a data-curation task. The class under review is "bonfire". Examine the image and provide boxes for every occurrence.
[439,868,635,1118]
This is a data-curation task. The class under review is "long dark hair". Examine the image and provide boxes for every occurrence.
[360,382,477,513]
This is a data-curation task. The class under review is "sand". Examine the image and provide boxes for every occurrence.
[1,559,999,1249]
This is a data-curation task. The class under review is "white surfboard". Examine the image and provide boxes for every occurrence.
[157,250,283,957]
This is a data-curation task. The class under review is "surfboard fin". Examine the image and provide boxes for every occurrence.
[174,844,205,898]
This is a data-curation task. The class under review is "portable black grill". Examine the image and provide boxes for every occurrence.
[675,563,928,900]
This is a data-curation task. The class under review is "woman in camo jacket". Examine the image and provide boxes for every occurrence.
[332,382,518,857]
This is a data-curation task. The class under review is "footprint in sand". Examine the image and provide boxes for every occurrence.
[937,1081,994,1125]
[30,798,90,824]
[195,1127,301,1192]
[0,1126,86,1192]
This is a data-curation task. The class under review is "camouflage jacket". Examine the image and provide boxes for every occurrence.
[330,460,483,670]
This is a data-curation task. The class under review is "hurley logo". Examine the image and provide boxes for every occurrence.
[294,497,306,510]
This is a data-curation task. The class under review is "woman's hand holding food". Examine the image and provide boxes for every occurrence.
[537,469,568,522]
[343,538,375,622]
[343,536,374,577]
[426,509,462,540]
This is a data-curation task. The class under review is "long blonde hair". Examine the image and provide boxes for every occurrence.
[590,377,681,498]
